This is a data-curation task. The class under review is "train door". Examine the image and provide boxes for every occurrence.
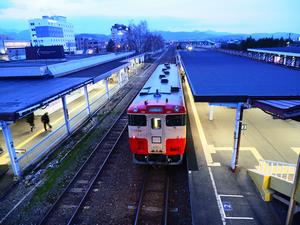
[148,115,165,154]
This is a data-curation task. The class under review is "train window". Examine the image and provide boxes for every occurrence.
[128,115,147,126]
[151,118,161,129]
[166,115,186,126]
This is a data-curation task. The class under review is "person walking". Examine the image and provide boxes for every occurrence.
[26,112,35,132]
[41,112,52,131]
[181,74,185,83]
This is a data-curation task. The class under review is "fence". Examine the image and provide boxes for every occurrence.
[16,76,129,172]
[17,124,68,171]
[257,159,296,183]
[218,49,300,69]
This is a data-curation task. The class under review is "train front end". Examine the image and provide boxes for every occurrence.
[127,63,186,165]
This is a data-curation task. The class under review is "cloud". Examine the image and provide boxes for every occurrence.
[0,0,290,20]
[0,0,299,33]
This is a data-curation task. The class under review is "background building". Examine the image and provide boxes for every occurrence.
[0,39,30,60]
[111,24,128,48]
[28,16,76,53]
[75,34,107,54]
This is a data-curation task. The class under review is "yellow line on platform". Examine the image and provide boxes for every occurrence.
[291,147,300,155]
[15,88,109,149]
[184,80,220,167]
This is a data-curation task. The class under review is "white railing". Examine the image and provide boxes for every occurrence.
[90,93,109,114]
[69,106,89,131]
[15,72,130,172]
[109,84,120,96]
[257,159,296,183]
[17,124,68,171]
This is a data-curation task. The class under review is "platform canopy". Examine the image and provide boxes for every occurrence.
[0,77,92,121]
[0,53,144,121]
[248,47,300,57]
[66,61,129,83]
[179,50,300,102]
[252,100,300,120]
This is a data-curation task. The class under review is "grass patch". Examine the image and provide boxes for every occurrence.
[26,125,104,210]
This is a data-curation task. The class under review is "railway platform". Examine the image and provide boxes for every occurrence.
[183,80,288,225]
[0,60,144,196]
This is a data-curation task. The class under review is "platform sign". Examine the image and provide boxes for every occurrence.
[241,124,247,130]
[25,46,65,60]
[223,202,233,212]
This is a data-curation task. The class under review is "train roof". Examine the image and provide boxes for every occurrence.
[128,64,185,113]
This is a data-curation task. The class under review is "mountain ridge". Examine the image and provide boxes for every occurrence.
[0,28,299,42]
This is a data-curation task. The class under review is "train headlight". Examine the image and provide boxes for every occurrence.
[133,107,138,113]
[174,105,180,112]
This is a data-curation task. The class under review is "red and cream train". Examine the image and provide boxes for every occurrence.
[127,63,186,165]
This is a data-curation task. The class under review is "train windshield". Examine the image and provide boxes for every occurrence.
[128,115,147,126]
[166,115,186,126]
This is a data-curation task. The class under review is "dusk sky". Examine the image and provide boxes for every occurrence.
[0,0,300,34]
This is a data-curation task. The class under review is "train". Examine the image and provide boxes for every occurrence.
[127,63,186,165]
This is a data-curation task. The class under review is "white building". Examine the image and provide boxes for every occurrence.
[28,16,76,52]
[111,24,128,47]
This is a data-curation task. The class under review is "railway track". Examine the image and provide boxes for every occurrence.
[38,47,175,225]
[39,110,128,225]
[133,167,170,225]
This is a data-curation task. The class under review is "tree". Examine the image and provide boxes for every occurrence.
[126,21,164,53]
[106,39,115,52]
[144,33,165,52]
[222,36,291,51]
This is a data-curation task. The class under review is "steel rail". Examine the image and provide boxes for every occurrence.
[39,48,171,225]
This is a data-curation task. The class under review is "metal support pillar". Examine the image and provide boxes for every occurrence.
[83,85,91,116]
[105,78,110,99]
[231,103,244,171]
[0,121,21,177]
[283,56,287,65]
[61,96,71,134]
[118,72,123,87]
[209,105,214,121]
[285,154,300,225]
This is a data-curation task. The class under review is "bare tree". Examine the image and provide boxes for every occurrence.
[144,33,165,52]
[126,21,164,53]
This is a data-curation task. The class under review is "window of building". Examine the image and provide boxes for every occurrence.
[166,115,186,126]
[151,118,161,129]
[128,115,147,126]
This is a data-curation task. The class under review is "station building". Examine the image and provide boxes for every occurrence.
[0,51,144,177]
[29,16,76,53]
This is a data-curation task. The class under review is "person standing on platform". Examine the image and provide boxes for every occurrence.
[26,112,35,132]
[41,112,52,131]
